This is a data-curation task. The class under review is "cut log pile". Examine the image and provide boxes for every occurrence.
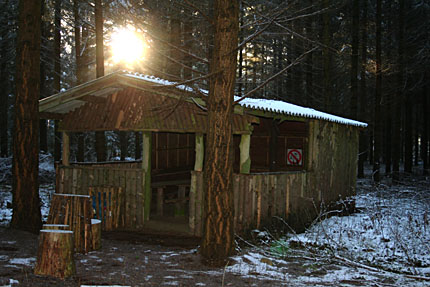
[47,193,93,253]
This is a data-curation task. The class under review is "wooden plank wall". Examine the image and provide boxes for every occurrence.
[56,164,145,230]
[189,171,306,236]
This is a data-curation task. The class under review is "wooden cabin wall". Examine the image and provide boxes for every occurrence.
[151,132,195,182]
[248,118,308,172]
[190,171,309,236]
[191,120,360,236]
[306,120,359,204]
[152,132,195,171]
[56,164,145,229]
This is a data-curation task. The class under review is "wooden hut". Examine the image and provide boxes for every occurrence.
[39,71,367,236]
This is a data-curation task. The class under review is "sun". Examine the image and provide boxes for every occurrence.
[110,27,145,65]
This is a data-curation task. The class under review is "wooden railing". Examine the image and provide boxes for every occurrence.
[56,163,145,229]
[189,171,307,236]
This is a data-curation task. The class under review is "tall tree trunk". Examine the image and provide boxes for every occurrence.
[404,93,413,173]
[134,132,141,160]
[392,0,404,181]
[201,0,239,267]
[357,0,368,178]
[373,0,382,182]
[183,14,193,81]
[39,0,47,153]
[95,0,106,162]
[0,0,9,157]
[53,0,61,162]
[11,0,42,233]
[322,0,332,112]
[350,0,359,118]
[74,0,84,162]
[119,132,127,161]
[423,72,429,174]
[168,17,182,80]
[305,0,313,106]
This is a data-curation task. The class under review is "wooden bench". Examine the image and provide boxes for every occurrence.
[152,180,190,217]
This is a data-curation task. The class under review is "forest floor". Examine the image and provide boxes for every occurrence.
[0,158,430,286]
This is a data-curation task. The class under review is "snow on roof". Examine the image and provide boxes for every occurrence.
[236,97,368,128]
[123,71,367,128]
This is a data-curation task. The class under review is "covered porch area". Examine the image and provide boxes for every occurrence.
[40,71,258,235]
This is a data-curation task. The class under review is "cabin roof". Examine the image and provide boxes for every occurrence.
[39,71,367,128]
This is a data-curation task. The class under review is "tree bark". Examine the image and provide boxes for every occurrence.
[200,0,239,266]
[53,0,61,162]
[134,132,141,160]
[34,230,75,279]
[119,131,127,161]
[357,0,368,178]
[350,0,359,119]
[39,0,47,153]
[392,0,405,181]
[74,0,85,162]
[11,0,42,233]
[322,0,332,112]
[0,0,9,157]
[95,0,106,162]
[305,0,313,107]
[423,72,429,174]
[373,0,382,182]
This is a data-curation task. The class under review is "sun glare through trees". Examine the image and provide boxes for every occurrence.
[109,26,146,68]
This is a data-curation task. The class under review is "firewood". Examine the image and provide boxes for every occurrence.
[91,219,102,250]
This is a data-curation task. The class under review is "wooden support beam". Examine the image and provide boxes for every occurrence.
[62,132,70,166]
[39,112,64,120]
[194,133,204,171]
[157,187,164,217]
[79,94,107,104]
[142,131,152,221]
[239,134,251,174]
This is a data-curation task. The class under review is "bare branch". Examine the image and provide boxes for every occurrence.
[234,47,317,104]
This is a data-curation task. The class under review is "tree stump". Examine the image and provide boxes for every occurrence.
[91,219,102,250]
[34,230,75,279]
[42,224,70,230]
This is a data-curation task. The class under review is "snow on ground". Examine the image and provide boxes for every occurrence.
[1,155,429,285]
[289,177,430,277]
[0,184,53,226]
[0,153,55,226]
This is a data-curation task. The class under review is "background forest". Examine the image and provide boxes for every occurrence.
[0,0,429,180]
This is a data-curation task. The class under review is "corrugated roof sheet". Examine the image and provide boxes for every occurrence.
[39,71,367,128]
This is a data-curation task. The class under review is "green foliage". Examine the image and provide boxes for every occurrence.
[269,239,290,258]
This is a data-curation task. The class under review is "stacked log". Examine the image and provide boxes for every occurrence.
[34,230,75,279]
[47,194,93,253]
[91,219,102,250]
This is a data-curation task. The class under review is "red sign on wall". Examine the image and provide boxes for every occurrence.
[287,149,303,166]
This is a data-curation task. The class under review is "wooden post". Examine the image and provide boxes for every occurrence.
[189,133,204,232]
[239,134,251,174]
[194,133,204,171]
[157,187,164,217]
[142,131,152,221]
[62,132,70,166]
[91,219,101,250]
[175,185,186,217]
[34,230,75,279]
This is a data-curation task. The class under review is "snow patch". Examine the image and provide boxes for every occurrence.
[8,257,36,266]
